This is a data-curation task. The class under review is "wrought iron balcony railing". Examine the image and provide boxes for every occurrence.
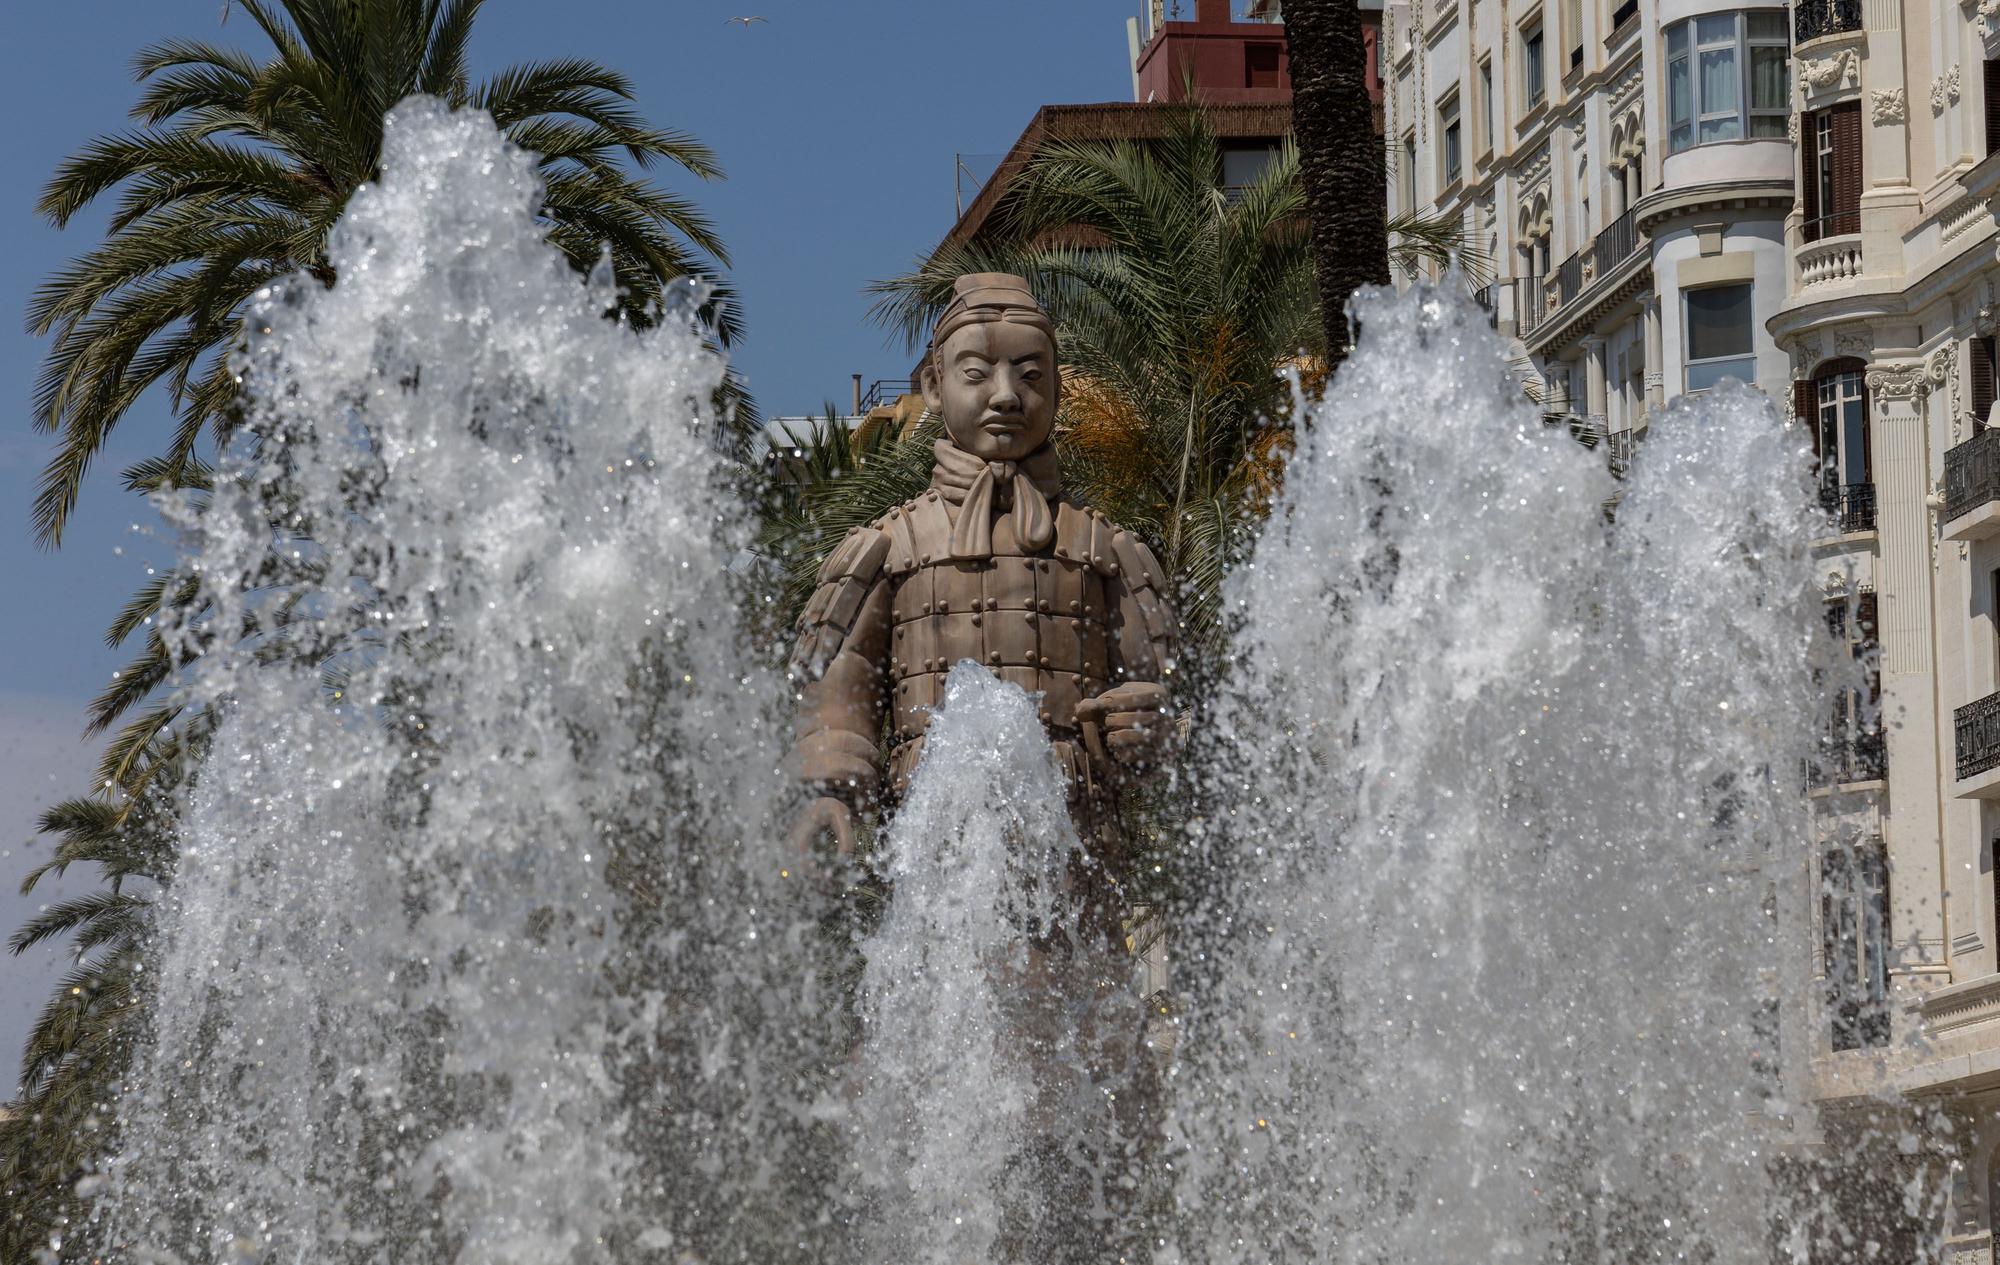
[1956,688,2000,780]
[1517,274,1548,335]
[1795,0,1863,42]
[1943,426,2000,524]
[1555,250,1585,306]
[1819,481,1876,532]
[1807,729,1886,788]
[1591,207,1640,279]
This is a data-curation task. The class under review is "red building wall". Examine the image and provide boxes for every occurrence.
[1135,0,1383,112]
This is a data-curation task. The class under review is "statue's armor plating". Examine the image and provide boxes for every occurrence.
[791,477,1174,815]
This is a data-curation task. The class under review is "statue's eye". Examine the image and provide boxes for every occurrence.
[1021,369,1042,383]
[962,368,987,383]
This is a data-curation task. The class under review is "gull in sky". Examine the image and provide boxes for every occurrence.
[726,15,768,26]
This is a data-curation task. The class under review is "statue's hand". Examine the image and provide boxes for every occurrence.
[787,795,856,877]
[1076,681,1174,769]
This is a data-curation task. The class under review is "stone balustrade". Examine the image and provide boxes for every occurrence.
[1798,236,1864,287]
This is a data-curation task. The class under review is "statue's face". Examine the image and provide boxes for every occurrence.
[924,319,1058,462]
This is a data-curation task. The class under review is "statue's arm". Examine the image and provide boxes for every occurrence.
[789,527,892,805]
[1085,528,1179,769]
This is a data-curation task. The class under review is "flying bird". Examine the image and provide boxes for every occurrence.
[726,15,768,26]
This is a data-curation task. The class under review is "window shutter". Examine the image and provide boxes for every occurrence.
[1986,59,2000,155]
[1855,588,1878,645]
[1974,335,1997,430]
[1832,102,1863,234]
[1796,378,1820,457]
[1801,109,1820,227]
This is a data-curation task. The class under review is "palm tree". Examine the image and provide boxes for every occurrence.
[28,0,740,548]
[1,743,181,1263]
[1281,0,1391,364]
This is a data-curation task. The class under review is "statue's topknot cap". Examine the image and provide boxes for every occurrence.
[930,272,1055,352]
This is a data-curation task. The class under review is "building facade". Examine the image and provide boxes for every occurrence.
[1388,0,2000,1247]
[1769,0,2000,1256]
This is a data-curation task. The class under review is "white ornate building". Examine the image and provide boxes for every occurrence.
[1387,0,2000,1249]
[1770,0,2000,1254]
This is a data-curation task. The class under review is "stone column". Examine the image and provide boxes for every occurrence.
[1584,336,1609,435]
[1866,359,1947,969]
[1642,295,1665,415]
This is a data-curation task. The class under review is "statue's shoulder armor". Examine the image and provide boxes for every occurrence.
[1051,500,1126,577]
[790,523,890,679]
[870,490,955,575]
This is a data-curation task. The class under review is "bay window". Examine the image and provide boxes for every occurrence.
[1684,282,1756,390]
[1666,11,1790,153]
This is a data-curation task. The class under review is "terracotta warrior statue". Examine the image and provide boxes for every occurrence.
[786,272,1177,1259]
[787,272,1176,855]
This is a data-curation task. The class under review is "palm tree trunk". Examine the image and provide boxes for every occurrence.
[1285,0,1388,365]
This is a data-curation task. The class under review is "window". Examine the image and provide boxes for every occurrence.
[1802,101,1861,239]
[1479,59,1495,150]
[1987,58,2000,155]
[1798,356,1871,524]
[1399,132,1417,209]
[1564,0,1584,69]
[1245,42,1283,89]
[1822,835,1890,1052]
[1222,144,1280,193]
[1440,96,1463,185]
[1665,11,1790,153]
[1522,20,1546,109]
[1684,282,1755,390]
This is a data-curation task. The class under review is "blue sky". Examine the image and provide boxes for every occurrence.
[0,0,1145,1085]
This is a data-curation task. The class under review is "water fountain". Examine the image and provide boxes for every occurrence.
[77,100,1924,1263]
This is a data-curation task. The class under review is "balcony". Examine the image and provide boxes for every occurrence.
[1794,0,1862,43]
[1957,689,2000,789]
[1942,427,2000,539]
[1819,481,1876,532]
[1591,207,1640,279]
[1522,211,1647,346]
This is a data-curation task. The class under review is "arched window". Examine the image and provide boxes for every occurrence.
[1799,356,1873,530]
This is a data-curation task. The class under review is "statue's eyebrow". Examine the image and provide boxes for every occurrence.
[951,347,994,363]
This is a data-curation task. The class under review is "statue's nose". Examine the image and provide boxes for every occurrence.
[989,378,1022,412]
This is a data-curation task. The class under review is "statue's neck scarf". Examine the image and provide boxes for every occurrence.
[930,438,1060,560]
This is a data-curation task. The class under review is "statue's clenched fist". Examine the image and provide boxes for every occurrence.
[1074,680,1174,769]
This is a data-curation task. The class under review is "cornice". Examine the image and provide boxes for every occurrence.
[1631,179,1796,234]
[1525,254,1654,356]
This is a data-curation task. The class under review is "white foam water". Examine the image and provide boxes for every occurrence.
[1165,285,1843,1263]
[99,100,810,1264]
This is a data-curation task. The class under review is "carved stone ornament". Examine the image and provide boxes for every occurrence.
[1799,48,1861,106]
[1920,66,1962,115]
[1979,302,1997,336]
[1980,0,2000,41]
[1930,344,1964,440]
[1872,88,1907,126]
[1867,361,1931,410]
[1789,110,1802,145]
[1834,330,1870,359]
[1823,570,1850,597]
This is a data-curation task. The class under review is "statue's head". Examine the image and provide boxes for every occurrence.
[920,273,1060,462]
